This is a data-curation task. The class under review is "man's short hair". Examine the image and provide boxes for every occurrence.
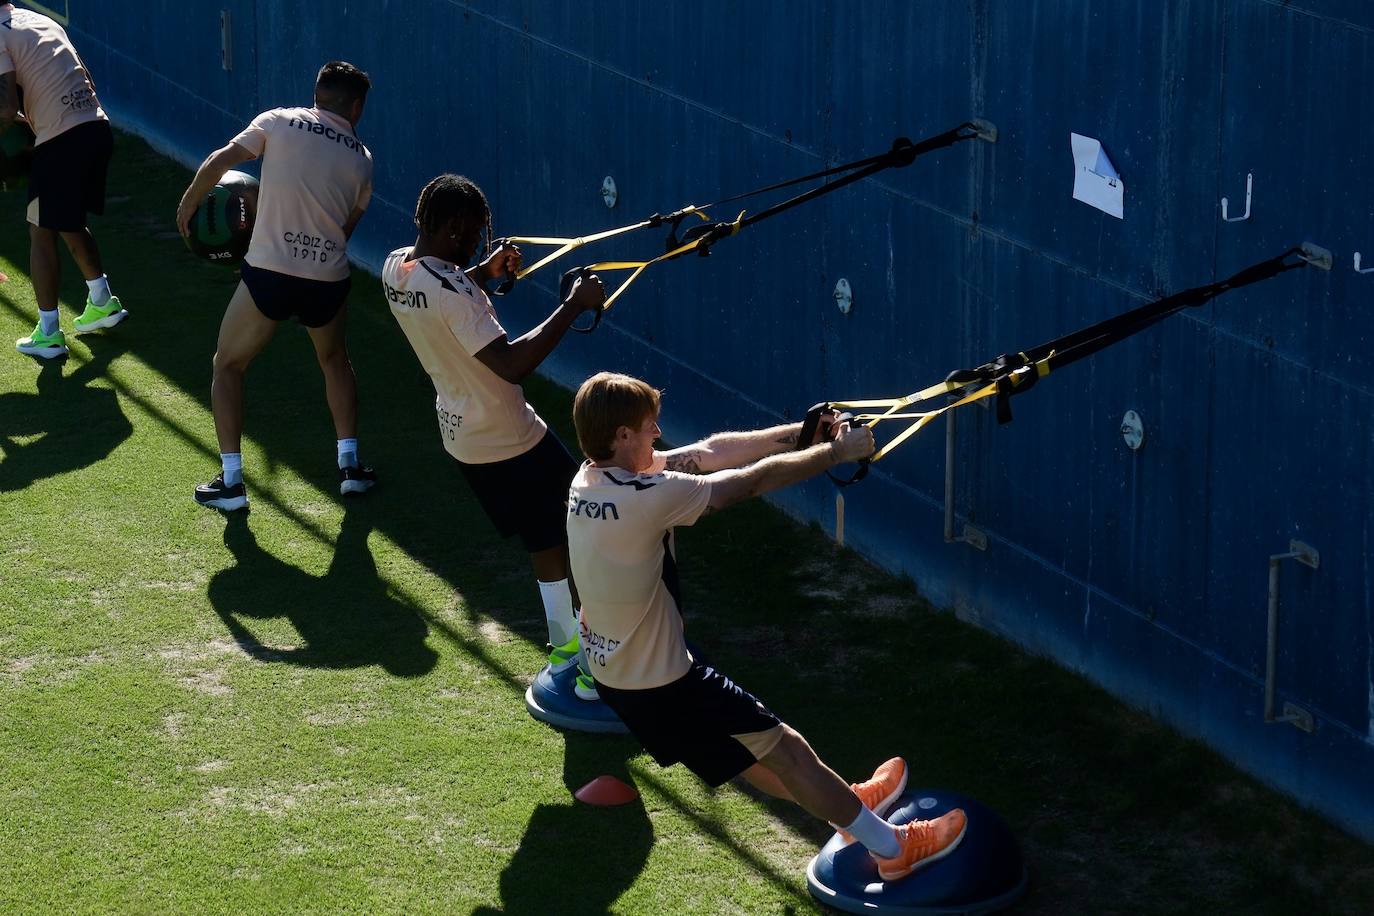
[573,372,662,461]
[315,61,371,108]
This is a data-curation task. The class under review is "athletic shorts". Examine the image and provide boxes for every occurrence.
[596,659,785,787]
[240,262,351,328]
[456,429,578,553]
[27,119,113,231]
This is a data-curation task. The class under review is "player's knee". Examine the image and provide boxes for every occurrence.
[761,724,808,774]
[316,345,352,372]
[212,350,249,376]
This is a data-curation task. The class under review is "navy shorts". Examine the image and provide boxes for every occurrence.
[597,659,784,787]
[240,262,351,328]
[456,429,578,553]
[27,119,113,231]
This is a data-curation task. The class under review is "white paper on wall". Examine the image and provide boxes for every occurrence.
[1070,133,1124,219]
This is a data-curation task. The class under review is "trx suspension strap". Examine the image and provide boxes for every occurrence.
[799,243,1333,486]
[489,120,998,331]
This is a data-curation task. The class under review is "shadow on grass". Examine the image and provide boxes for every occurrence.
[0,336,131,493]
[475,733,654,915]
[208,508,439,677]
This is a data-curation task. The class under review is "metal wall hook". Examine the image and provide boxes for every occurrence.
[1221,172,1252,222]
[1355,252,1374,274]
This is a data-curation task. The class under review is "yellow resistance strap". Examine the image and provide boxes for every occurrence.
[833,381,998,463]
[825,351,1056,465]
[502,208,743,313]
[503,207,706,279]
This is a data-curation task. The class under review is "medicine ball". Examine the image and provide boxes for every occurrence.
[185,169,258,265]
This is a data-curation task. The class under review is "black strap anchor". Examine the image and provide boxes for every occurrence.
[801,244,1332,486]
[482,121,998,326]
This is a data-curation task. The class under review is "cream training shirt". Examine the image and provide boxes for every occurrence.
[567,462,712,690]
[382,247,547,464]
[0,4,106,145]
[231,107,372,282]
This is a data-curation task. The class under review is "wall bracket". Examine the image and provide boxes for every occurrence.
[944,395,987,551]
[1264,539,1318,733]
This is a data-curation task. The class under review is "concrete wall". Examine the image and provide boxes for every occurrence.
[52,0,1374,839]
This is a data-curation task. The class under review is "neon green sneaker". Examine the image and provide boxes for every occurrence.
[574,671,599,702]
[547,636,581,674]
[73,295,127,334]
[15,323,68,359]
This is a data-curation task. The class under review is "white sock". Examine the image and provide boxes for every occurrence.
[86,275,112,307]
[537,578,578,648]
[38,309,59,335]
[843,806,900,858]
[221,452,243,486]
[337,438,359,469]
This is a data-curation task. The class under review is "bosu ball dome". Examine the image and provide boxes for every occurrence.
[807,788,1027,914]
[185,169,258,266]
[525,662,628,734]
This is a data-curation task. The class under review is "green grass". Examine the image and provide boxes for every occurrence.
[1,132,1371,914]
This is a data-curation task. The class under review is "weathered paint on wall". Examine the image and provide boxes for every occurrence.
[61,1,1374,839]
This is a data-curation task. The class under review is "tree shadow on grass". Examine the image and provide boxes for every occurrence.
[207,507,439,677]
[0,339,131,493]
[475,732,653,916]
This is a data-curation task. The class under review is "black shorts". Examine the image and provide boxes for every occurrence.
[240,262,351,328]
[597,660,784,787]
[27,119,113,231]
[456,429,578,553]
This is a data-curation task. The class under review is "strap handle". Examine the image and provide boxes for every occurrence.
[561,266,604,334]
[795,403,870,487]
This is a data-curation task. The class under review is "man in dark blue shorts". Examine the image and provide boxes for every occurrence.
[176,62,375,511]
[567,371,968,881]
[384,174,612,705]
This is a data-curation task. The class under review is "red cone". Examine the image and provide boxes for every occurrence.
[574,774,639,806]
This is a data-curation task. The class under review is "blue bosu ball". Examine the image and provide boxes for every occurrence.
[525,663,628,734]
[807,789,1027,914]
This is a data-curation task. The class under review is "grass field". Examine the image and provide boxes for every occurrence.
[1,132,1371,915]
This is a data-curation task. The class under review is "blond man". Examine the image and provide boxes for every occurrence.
[566,371,967,880]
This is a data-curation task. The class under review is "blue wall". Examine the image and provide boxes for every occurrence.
[59,1,1374,840]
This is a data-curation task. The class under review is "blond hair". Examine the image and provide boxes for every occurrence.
[573,372,661,460]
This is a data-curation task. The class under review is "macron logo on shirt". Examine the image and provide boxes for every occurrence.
[384,282,428,309]
[286,117,366,154]
[569,496,619,521]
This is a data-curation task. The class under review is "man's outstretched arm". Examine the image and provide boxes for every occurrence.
[700,423,874,514]
[659,423,805,475]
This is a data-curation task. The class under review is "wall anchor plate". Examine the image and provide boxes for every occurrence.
[1121,410,1144,450]
[834,278,852,314]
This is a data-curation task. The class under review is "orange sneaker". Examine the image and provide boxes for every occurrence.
[873,808,968,881]
[836,757,908,844]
